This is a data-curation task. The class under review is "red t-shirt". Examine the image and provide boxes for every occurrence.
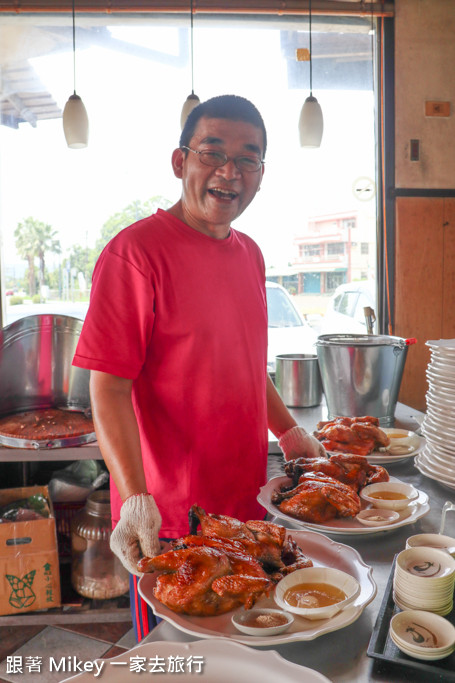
[73,210,268,538]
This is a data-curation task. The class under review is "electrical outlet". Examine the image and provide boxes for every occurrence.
[425,101,450,117]
[410,139,420,162]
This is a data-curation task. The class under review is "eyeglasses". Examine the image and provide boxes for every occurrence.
[181,146,264,173]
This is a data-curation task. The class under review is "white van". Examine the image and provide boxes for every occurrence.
[319,281,377,335]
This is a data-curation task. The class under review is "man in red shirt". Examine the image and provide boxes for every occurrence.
[73,95,323,639]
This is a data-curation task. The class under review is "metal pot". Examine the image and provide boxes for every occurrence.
[316,334,410,426]
[0,314,95,448]
[275,354,323,408]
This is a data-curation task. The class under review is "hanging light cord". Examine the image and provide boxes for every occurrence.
[309,0,313,95]
[71,0,76,95]
[190,0,195,95]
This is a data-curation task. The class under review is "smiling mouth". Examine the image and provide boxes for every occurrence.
[208,188,238,201]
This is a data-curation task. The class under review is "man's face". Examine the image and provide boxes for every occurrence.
[172,116,265,239]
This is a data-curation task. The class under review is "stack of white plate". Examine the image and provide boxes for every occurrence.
[393,547,455,617]
[415,338,455,490]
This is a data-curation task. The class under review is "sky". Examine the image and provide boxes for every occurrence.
[0,21,376,274]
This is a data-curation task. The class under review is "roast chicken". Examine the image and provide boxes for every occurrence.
[314,416,390,456]
[273,447,390,524]
[137,505,313,616]
[272,472,362,524]
[139,543,272,616]
[284,452,389,492]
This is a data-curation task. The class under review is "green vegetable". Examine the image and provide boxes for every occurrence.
[0,493,50,521]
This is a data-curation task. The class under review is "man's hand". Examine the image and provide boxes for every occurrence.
[110,493,162,576]
[278,426,326,461]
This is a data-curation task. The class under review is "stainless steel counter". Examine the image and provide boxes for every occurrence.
[142,403,455,683]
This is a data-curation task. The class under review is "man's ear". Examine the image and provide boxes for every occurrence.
[171,148,184,179]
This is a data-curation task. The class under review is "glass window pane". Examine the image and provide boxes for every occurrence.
[0,13,377,339]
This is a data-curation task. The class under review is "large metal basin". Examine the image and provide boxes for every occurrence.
[0,314,94,447]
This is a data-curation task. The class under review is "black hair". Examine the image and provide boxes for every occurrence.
[179,94,267,157]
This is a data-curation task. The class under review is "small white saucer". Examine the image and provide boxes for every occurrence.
[356,509,400,527]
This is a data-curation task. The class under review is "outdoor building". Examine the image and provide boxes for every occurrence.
[266,208,375,295]
[292,209,375,294]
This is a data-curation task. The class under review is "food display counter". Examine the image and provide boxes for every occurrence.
[138,403,454,683]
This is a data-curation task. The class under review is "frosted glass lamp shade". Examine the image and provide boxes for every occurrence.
[298,95,323,148]
[63,94,89,149]
[180,93,200,129]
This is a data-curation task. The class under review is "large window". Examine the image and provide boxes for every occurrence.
[0,12,378,333]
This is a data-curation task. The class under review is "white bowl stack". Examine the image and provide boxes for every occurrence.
[415,338,455,489]
[393,547,455,617]
[390,610,455,661]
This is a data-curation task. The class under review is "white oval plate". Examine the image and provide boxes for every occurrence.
[138,529,376,646]
[426,369,455,385]
[415,455,455,491]
[425,397,455,417]
[423,439,455,461]
[422,426,455,453]
[424,413,455,434]
[427,339,455,351]
[258,476,430,536]
[418,448,455,480]
[60,638,332,683]
[326,431,425,465]
[424,448,455,472]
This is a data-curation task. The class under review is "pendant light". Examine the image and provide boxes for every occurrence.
[180,0,200,129]
[298,0,323,148]
[63,0,89,148]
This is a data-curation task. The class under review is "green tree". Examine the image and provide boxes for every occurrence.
[14,217,61,297]
[95,196,171,255]
[14,218,38,296]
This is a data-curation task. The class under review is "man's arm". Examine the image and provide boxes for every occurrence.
[266,373,297,438]
[90,369,162,575]
[89,369,147,501]
[266,373,325,460]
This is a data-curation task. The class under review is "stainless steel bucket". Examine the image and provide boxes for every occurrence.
[316,334,410,426]
[275,354,323,408]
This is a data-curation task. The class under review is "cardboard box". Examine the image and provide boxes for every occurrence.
[0,485,61,616]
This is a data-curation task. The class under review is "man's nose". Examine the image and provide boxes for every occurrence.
[215,159,241,179]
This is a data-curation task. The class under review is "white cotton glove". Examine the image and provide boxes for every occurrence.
[278,426,326,462]
[110,493,162,576]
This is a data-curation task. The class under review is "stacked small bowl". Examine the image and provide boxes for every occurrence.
[393,547,455,617]
[416,338,455,489]
[390,610,455,661]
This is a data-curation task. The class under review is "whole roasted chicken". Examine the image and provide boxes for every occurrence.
[272,472,361,524]
[137,506,313,616]
[315,416,390,456]
[284,452,389,492]
[139,543,272,616]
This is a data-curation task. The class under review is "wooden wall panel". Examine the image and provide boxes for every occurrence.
[442,198,455,338]
[394,197,445,412]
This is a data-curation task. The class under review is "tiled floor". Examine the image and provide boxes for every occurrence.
[0,620,137,682]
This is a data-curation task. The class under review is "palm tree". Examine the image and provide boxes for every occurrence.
[14,218,61,297]
[14,218,38,296]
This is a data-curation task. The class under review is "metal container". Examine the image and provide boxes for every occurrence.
[0,314,94,448]
[275,354,323,408]
[316,334,410,426]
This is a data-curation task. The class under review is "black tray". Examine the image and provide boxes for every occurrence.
[367,556,455,681]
